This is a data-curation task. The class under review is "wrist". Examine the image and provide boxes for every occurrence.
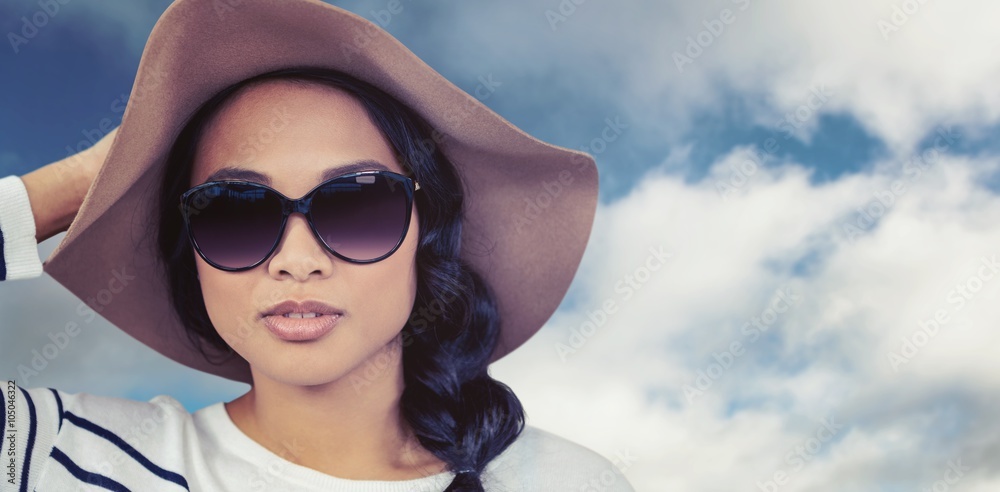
[53,151,97,201]
[22,160,86,243]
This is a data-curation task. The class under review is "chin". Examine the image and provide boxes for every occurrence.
[249,358,356,388]
[243,342,365,388]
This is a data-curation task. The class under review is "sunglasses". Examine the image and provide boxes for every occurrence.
[179,170,421,271]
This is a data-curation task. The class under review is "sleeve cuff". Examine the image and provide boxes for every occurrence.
[0,174,44,280]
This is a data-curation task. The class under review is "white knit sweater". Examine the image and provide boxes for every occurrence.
[0,175,637,492]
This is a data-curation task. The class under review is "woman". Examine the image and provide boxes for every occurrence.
[0,1,634,491]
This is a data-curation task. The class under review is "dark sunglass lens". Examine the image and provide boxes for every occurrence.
[311,174,410,261]
[186,184,284,269]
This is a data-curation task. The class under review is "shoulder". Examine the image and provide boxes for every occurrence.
[483,424,637,492]
[4,383,193,491]
[24,385,192,456]
[21,384,190,431]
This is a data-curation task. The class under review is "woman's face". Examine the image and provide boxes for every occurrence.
[189,79,419,386]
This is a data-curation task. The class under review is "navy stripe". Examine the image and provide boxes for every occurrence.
[1,224,7,280]
[63,411,189,490]
[48,388,64,432]
[50,446,131,492]
[0,385,5,461]
[17,387,37,492]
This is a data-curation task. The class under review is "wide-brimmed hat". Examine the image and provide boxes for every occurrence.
[41,0,598,384]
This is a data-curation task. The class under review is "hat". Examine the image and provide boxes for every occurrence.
[41,0,599,384]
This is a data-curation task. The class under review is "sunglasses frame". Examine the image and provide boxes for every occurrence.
[179,169,421,272]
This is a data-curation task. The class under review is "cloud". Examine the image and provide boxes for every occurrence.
[491,149,1000,490]
[368,0,1000,155]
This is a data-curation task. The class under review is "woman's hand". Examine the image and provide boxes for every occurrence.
[21,126,119,243]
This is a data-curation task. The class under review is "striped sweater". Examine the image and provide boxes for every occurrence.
[0,174,638,491]
[0,176,43,281]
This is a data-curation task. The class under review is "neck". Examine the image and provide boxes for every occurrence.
[224,335,447,480]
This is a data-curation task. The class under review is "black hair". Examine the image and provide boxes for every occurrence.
[155,67,525,490]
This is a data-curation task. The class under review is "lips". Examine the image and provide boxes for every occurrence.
[260,299,345,342]
[263,312,342,341]
[261,299,344,318]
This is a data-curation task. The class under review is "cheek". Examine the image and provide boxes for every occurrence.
[347,215,420,340]
[398,209,420,310]
[349,244,419,337]
[194,257,254,339]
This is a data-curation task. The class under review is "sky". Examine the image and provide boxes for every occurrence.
[2,0,1000,490]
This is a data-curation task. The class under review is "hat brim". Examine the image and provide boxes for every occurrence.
[42,0,598,384]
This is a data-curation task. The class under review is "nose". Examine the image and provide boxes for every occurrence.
[266,212,335,281]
